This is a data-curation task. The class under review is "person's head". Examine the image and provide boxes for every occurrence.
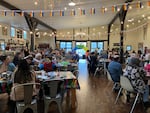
[113,54,120,61]
[128,57,141,67]
[35,53,42,60]
[18,59,30,71]
[14,59,32,83]
[24,55,33,64]
[0,55,11,64]
[91,52,95,56]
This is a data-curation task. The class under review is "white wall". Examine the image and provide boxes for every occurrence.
[35,36,56,49]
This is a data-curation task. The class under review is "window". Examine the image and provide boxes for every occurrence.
[11,27,15,37]
[60,42,72,52]
[23,31,27,39]
[91,42,103,53]
[16,29,22,38]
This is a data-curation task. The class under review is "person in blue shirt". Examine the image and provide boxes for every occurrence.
[72,51,79,62]
[0,55,16,73]
[108,54,122,88]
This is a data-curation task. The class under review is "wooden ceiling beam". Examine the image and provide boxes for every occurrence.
[0,0,56,31]
[109,0,133,26]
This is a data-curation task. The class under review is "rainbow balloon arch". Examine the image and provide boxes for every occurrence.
[72,45,88,52]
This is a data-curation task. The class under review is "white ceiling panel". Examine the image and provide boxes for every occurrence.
[0,0,149,30]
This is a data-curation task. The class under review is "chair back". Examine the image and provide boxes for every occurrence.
[73,70,79,79]
[14,83,40,105]
[43,80,64,98]
[120,76,134,92]
[106,70,113,81]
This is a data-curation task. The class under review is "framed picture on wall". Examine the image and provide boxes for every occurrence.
[2,27,7,36]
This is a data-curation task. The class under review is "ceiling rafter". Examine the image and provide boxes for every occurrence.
[109,0,134,26]
[0,0,56,31]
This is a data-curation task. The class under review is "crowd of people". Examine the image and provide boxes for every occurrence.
[1,45,150,112]
[85,47,150,110]
[0,47,80,113]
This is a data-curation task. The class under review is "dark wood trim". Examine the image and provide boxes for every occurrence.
[108,0,133,25]
[107,25,111,50]
[90,40,107,42]
[56,40,108,42]
[56,40,73,42]
[0,0,56,31]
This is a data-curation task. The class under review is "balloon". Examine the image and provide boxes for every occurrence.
[38,63,44,70]
[73,46,88,51]
[72,47,77,51]
[83,47,88,51]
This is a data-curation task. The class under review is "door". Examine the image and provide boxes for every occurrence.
[76,42,87,58]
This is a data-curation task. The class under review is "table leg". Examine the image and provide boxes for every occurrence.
[104,62,107,75]
[70,88,76,108]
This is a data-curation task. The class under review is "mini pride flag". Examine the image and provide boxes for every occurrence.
[101,7,105,13]
[136,1,142,8]
[71,9,75,16]
[60,10,64,16]
[39,11,44,17]
[50,11,54,16]
[20,11,24,16]
[1,11,7,16]
[90,8,95,15]
[80,9,85,15]
[123,4,128,11]
[112,5,117,12]
[148,1,150,6]
[30,11,34,17]
[11,10,15,16]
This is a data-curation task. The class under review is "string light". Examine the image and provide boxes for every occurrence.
[0,0,149,17]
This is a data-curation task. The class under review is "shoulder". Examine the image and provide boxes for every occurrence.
[9,63,16,67]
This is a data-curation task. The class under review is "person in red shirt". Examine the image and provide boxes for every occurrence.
[43,56,56,72]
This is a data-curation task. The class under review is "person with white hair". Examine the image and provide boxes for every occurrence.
[33,53,43,65]
[124,57,150,108]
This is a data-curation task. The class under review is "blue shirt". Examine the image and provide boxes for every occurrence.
[108,61,122,82]
[7,63,16,72]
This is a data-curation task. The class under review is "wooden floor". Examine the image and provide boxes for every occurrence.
[0,59,146,113]
[44,59,145,113]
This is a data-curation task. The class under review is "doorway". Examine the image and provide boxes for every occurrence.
[76,42,87,58]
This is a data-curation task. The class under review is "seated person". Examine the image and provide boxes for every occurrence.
[9,59,37,113]
[0,55,16,73]
[108,55,122,90]
[33,53,43,65]
[123,57,150,108]
[43,56,56,72]
[90,52,98,75]
[72,52,79,62]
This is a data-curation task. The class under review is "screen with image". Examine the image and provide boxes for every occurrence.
[126,45,132,51]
